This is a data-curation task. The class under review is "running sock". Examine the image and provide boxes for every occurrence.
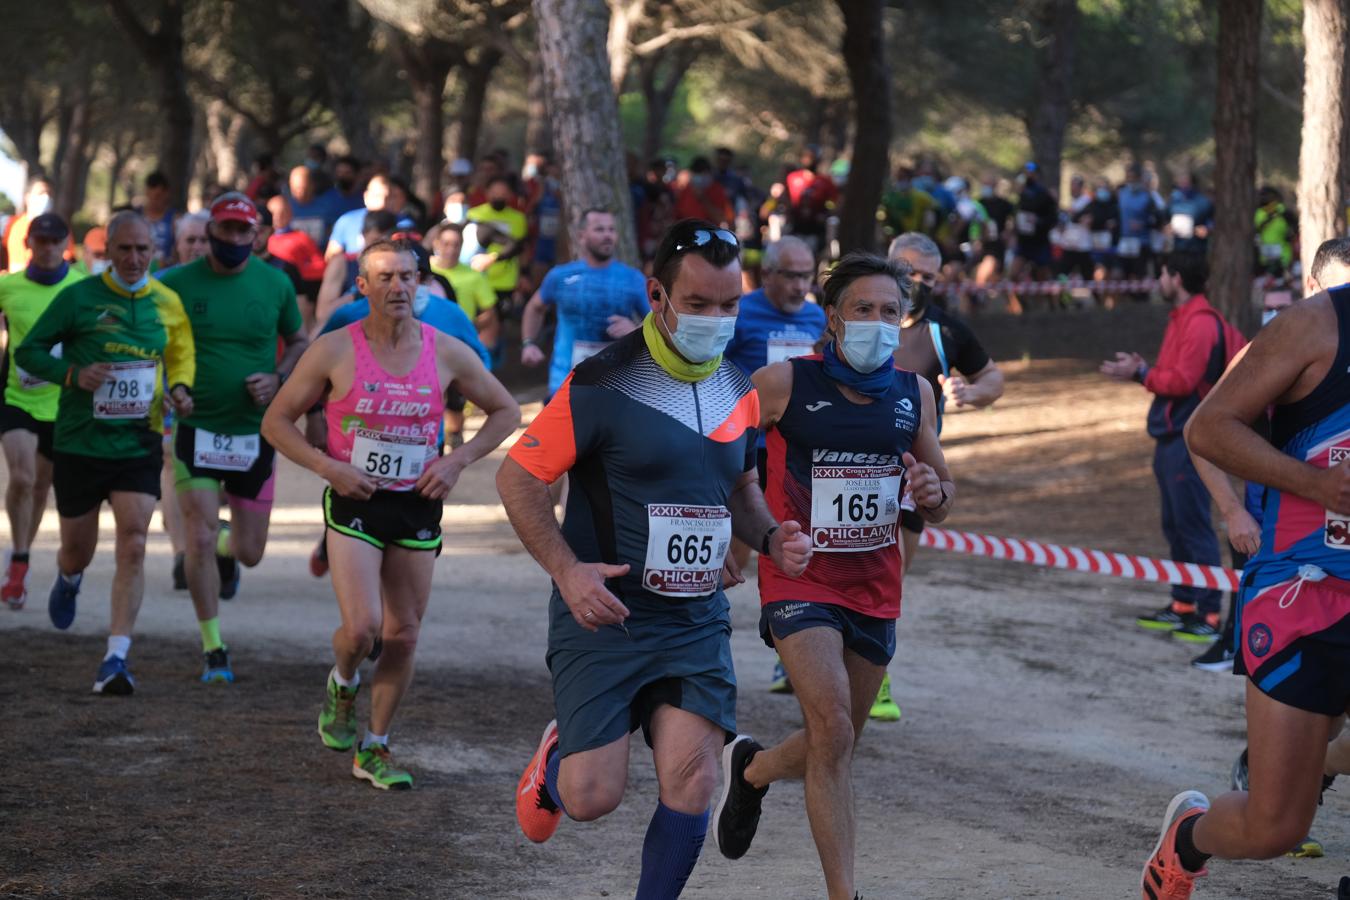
[216,526,231,558]
[198,617,223,652]
[1169,600,1197,614]
[105,635,131,661]
[1204,612,1221,628]
[1174,814,1210,873]
[11,551,29,564]
[360,730,388,750]
[331,665,359,689]
[60,570,82,588]
[635,802,709,900]
[543,743,565,813]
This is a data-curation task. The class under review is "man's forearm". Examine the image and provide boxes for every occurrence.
[498,461,578,580]
[1189,413,1323,504]
[728,479,776,547]
[966,370,1004,408]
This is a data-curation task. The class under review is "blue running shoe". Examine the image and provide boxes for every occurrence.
[768,657,792,694]
[93,656,135,695]
[201,646,234,684]
[48,573,80,630]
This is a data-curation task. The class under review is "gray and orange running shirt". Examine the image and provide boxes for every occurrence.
[509,328,759,651]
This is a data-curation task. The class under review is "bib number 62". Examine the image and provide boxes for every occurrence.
[667,533,714,566]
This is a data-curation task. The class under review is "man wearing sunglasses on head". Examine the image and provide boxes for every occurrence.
[500,219,812,898]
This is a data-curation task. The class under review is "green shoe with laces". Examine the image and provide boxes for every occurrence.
[352,743,413,790]
[869,672,902,722]
[317,674,359,751]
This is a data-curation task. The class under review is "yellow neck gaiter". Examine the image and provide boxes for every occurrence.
[642,312,720,383]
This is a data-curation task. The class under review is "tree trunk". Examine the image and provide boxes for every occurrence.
[54,81,91,222]
[1299,0,1348,279]
[524,55,553,154]
[535,0,636,262]
[638,47,697,161]
[205,99,247,189]
[607,0,644,93]
[455,48,503,164]
[395,34,460,205]
[301,0,379,162]
[835,0,891,255]
[1211,0,1262,330]
[1024,0,1078,197]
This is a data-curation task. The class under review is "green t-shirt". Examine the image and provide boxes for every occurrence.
[432,262,497,320]
[466,203,528,293]
[0,268,85,420]
[158,256,301,434]
[15,272,195,458]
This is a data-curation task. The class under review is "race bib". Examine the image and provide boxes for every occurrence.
[17,342,61,389]
[193,428,260,472]
[539,210,561,239]
[643,504,732,598]
[1015,210,1037,235]
[1260,242,1284,262]
[570,340,610,370]
[93,360,157,420]
[766,335,817,365]
[810,463,904,552]
[1091,231,1113,251]
[1117,236,1142,259]
[1061,224,1090,252]
[1170,213,1195,239]
[350,429,429,483]
[1327,446,1350,550]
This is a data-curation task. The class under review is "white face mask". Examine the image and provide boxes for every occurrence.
[444,203,467,224]
[663,306,736,363]
[89,259,110,275]
[838,320,901,372]
[28,194,51,216]
[413,284,432,316]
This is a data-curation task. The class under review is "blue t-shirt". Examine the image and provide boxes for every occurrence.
[328,207,369,256]
[1117,185,1155,239]
[725,289,827,447]
[538,259,649,394]
[320,294,491,369]
[1168,188,1215,255]
[288,192,342,250]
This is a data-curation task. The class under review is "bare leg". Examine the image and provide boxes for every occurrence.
[178,486,222,626]
[366,545,435,736]
[650,705,723,813]
[57,508,101,577]
[107,491,156,637]
[1192,681,1335,859]
[557,733,631,822]
[3,430,39,553]
[326,532,384,681]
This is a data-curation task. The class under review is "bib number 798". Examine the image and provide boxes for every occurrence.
[832,493,878,523]
[667,533,714,566]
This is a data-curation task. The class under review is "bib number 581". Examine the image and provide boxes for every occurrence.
[667,533,714,566]
[363,452,403,477]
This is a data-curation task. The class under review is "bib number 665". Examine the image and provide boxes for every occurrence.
[667,533,714,566]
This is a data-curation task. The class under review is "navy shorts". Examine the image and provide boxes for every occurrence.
[760,600,896,666]
[547,624,737,757]
[1234,571,1350,717]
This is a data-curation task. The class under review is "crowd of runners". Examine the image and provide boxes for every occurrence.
[2,138,1349,900]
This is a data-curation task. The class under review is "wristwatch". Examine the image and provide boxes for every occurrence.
[760,525,780,555]
[922,485,948,513]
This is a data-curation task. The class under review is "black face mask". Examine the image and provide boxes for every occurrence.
[910,282,932,316]
[489,199,507,212]
[210,234,251,269]
[336,177,356,192]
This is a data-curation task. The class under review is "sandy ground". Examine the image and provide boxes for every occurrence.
[2,333,1347,898]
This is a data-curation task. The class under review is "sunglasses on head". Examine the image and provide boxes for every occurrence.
[671,228,739,254]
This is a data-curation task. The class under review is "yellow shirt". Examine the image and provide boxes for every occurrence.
[466,203,528,293]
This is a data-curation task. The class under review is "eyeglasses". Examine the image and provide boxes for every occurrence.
[671,228,739,254]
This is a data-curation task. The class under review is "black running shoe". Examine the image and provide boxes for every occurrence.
[172,552,187,591]
[218,555,241,600]
[1136,605,1193,631]
[369,636,383,662]
[714,735,768,860]
[1190,639,1235,672]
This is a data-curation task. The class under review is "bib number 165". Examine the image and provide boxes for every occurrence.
[832,493,878,523]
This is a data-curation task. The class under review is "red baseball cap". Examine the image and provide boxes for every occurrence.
[210,192,259,227]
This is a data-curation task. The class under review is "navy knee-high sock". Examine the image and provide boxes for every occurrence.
[544,746,566,814]
[635,802,709,900]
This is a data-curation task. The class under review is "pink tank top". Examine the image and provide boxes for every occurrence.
[326,321,445,492]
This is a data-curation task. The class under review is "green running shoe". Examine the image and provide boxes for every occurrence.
[869,672,901,722]
[317,674,359,751]
[353,744,413,790]
[1287,834,1324,858]
[768,657,793,694]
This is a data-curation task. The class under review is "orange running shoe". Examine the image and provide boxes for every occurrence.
[516,719,562,843]
[1141,791,1210,899]
[2,558,29,610]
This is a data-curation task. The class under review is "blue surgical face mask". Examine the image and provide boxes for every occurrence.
[1096,189,1112,201]
[663,305,736,363]
[1261,308,1280,327]
[209,233,251,269]
[110,268,150,294]
[838,320,901,372]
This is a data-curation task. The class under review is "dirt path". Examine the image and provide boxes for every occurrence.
[2,353,1344,899]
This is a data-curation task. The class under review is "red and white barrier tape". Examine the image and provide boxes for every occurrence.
[935,278,1158,297]
[918,526,1241,592]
